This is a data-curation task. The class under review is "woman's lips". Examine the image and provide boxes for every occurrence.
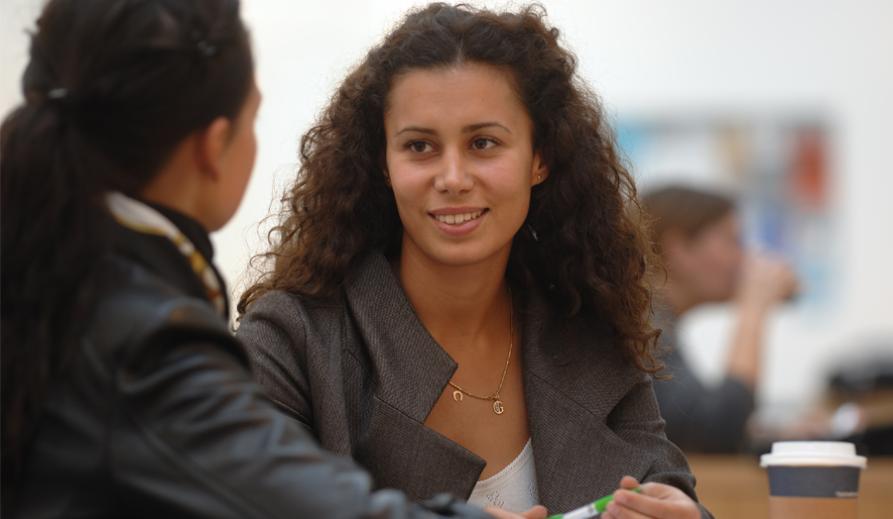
[429,208,488,236]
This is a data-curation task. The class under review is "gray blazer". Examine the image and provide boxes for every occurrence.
[237,253,713,517]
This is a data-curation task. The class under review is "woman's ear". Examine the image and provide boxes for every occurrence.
[379,152,391,186]
[193,116,232,181]
[531,151,549,186]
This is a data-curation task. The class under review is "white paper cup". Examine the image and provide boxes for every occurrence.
[760,441,867,519]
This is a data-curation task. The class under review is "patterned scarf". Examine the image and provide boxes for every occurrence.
[105,192,226,315]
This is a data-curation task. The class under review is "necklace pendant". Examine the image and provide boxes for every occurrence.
[492,399,505,415]
[452,390,464,402]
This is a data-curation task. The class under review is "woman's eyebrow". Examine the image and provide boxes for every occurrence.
[463,121,511,134]
[394,121,511,137]
[395,125,437,137]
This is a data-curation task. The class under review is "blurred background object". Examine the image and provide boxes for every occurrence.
[746,338,893,454]
[3,0,891,452]
[618,114,833,307]
[820,340,893,455]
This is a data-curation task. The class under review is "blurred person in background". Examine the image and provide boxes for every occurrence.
[642,185,799,453]
[0,1,537,518]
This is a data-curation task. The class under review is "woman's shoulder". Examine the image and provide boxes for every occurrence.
[86,255,242,372]
[520,300,644,407]
[236,289,346,352]
[243,287,345,319]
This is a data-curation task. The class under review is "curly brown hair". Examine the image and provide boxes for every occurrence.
[239,2,660,372]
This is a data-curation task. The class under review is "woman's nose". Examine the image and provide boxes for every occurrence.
[434,149,474,194]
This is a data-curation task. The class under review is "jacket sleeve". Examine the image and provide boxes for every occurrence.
[653,342,755,453]
[235,291,316,432]
[606,373,716,519]
[113,299,488,519]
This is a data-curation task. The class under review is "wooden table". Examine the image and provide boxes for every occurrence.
[686,455,893,518]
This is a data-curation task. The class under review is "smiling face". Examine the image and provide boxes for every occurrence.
[383,62,547,269]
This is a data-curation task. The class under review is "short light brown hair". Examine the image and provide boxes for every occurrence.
[641,185,736,254]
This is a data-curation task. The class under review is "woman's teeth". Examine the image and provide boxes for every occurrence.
[434,210,484,225]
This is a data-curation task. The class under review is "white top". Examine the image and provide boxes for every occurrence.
[468,439,540,512]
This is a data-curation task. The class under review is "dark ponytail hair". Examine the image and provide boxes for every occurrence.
[1,0,253,496]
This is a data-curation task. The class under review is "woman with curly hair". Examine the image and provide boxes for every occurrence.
[238,4,711,518]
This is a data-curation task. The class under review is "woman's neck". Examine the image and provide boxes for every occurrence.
[397,242,511,356]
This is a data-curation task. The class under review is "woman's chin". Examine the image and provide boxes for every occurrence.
[413,242,509,269]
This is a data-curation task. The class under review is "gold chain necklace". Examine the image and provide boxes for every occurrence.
[447,294,513,416]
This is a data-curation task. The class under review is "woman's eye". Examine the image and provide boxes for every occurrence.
[407,141,432,153]
[471,138,497,151]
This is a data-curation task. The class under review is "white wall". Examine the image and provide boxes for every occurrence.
[3,0,892,412]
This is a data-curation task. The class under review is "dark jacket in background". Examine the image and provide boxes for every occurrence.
[236,253,714,518]
[12,207,488,519]
[652,305,755,453]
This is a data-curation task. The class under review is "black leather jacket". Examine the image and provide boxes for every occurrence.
[12,207,489,519]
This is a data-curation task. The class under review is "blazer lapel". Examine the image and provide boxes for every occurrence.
[343,253,485,500]
[522,290,654,513]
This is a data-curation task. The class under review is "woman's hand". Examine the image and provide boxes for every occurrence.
[486,504,548,519]
[602,476,700,519]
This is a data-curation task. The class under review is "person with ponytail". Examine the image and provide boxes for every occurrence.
[0,1,536,518]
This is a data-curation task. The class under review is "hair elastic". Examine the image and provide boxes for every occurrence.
[47,87,68,100]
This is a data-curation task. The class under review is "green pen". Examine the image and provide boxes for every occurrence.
[547,488,642,519]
